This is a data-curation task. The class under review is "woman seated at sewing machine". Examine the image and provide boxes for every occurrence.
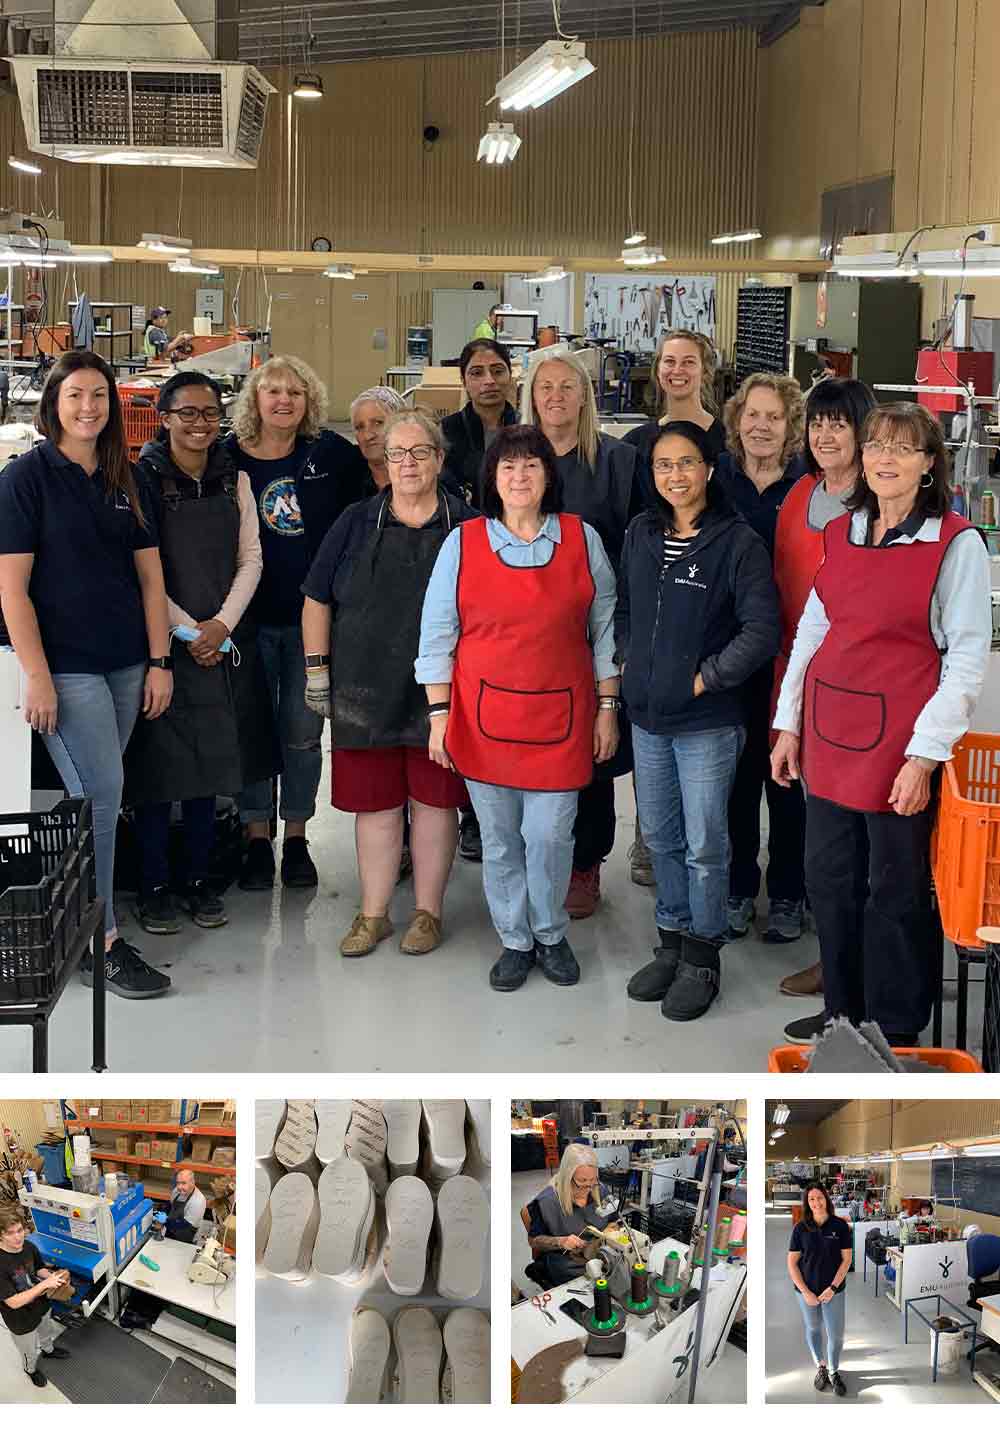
[525,1143,616,1286]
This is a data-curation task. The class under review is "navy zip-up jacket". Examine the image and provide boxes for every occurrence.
[615,502,780,735]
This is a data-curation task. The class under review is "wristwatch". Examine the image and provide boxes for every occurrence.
[147,656,174,670]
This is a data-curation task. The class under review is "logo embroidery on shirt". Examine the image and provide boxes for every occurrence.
[259,477,304,537]
[688,563,699,579]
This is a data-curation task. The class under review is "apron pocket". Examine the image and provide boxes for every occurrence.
[812,678,885,752]
[477,679,573,746]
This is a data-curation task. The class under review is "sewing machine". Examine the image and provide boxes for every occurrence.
[188,1236,234,1286]
[586,1223,652,1302]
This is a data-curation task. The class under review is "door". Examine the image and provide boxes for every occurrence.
[330,275,395,421]
[267,275,333,391]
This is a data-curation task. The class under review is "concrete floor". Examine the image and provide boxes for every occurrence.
[511,1167,746,1404]
[765,1213,993,1404]
[4,763,985,1072]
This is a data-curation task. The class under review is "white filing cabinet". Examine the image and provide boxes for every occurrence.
[0,650,30,814]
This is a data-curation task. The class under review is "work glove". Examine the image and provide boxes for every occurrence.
[305,671,331,718]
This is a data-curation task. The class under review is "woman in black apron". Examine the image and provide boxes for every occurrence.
[124,373,280,941]
[302,410,476,959]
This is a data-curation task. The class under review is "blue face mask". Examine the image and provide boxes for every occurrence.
[172,624,232,653]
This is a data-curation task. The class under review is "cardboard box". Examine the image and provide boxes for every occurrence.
[107,1103,131,1124]
[197,1102,226,1124]
[149,1140,176,1162]
[71,1098,102,1121]
[131,1103,149,1123]
[146,1100,178,1123]
[412,377,464,421]
[210,1146,236,1168]
[189,1137,212,1162]
[133,1141,151,1159]
[114,1136,134,1155]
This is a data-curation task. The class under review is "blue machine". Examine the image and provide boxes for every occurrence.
[25,1182,154,1318]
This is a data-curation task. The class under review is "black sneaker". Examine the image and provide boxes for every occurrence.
[281,836,318,888]
[627,930,683,1001]
[40,1346,70,1360]
[535,937,580,986]
[179,880,228,929]
[458,810,483,862]
[814,1364,830,1392]
[831,1371,847,1397]
[489,947,535,992]
[135,885,181,935]
[784,1010,829,1043]
[660,935,720,1021]
[81,938,171,1000]
[27,1369,47,1388]
[239,837,276,891]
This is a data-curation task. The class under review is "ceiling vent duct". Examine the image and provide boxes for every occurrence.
[10,1,275,168]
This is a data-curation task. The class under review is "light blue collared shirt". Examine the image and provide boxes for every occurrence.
[415,513,620,685]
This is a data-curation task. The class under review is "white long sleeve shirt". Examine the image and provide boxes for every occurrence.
[166,470,263,636]
[773,513,992,763]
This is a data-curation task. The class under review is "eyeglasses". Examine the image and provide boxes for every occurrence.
[168,405,222,422]
[386,444,437,462]
[571,1177,595,1190]
[862,440,926,458]
[652,456,704,474]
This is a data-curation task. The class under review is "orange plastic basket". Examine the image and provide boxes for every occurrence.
[121,395,160,461]
[768,1045,983,1073]
[931,732,1000,949]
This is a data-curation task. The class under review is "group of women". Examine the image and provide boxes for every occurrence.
[0,328,992,1046]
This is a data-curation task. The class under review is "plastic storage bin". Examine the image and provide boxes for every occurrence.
[767,1045,983,1073]
[931,732,1000,949]
[0,799,95,1001]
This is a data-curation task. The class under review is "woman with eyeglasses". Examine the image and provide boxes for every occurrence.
[619,422,779,1022]
[525,1144,615,1286]
[772,402,991,1049]
[302,409,476,959]
[124,371,279,940]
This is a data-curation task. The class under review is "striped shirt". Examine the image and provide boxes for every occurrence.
[662,532,694,571]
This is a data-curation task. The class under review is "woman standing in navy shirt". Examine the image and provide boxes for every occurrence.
[0,351,173,999]
[788,1184,853,1396]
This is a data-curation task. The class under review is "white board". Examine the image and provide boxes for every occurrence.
[195,288,225,324]
[584,273,716,353]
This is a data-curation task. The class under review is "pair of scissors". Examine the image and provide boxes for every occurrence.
[532,1292,556,1325]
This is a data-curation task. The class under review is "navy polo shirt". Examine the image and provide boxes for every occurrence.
[789,1215,852,1296]
[0,439,157,674]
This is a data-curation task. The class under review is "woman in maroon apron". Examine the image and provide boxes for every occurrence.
[416,426,620,992]
[772,403,992,1047]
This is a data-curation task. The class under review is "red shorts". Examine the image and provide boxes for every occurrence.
[331,745,468,813]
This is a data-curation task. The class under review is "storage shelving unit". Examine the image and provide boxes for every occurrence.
[735,284,791,381]
[66,300,137,369]
[63,1100,235,1203]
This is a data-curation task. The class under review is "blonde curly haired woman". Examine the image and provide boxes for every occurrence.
[226,355,369,891]
[525,1143,614,1286]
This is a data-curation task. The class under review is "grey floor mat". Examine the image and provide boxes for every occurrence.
[43,1318,171,1404]
[151,1356,236,1404]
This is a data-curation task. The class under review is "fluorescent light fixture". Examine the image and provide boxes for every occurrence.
[831,249,917,279]
[900,1145,956,1162]
[962,1142,1000,1158]
[168,259,220,275]
[492,39,594,112]
[0,235,112,264]
[711,228,762,245]
[622,244,666,267]
[527,265,567,284]
[477,121,522,166]
[293,72,324,100]
[623,231,647,246]
[324,264,355,279]
[918,244,1000,276]
[768,1139,777,1146]
[771,1128,786,1140]
[8,156,42,175]
[138,233,192,255]
[773,1104,791,1126]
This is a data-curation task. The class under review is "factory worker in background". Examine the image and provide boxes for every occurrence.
[165,1169,207,1243]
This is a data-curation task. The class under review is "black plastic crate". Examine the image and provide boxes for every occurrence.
[986,944,999,1073]
[0,800,95,1002]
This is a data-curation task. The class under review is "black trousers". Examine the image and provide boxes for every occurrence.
[804,792,935,1040]
[573,774,617,870]
[728,664,806,902]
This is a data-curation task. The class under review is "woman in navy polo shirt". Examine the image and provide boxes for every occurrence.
[0,351,173,999]
[788,1183,853,1396]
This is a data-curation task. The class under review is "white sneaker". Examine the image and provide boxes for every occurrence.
[422,1099,466,1182]
[393,1306,442,1404]
[465,1100,491,1168]
[346,1308,390,1405]
[382,1099,421,1177]
[346,1100,389,1194]
[262,1172,319,1281]
[255,1166,272,1264]
[274,1099,317,1171]
[255,1100,286,1161]
[312,1154,374,1281]
[383,1175,433,1296]
[441,1308,490,1404]
[315,1099,353,1166]
[435,1174,489,1301]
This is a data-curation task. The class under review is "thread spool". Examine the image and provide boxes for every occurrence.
[714,1214,732,1255]
[663,1251,680,1286]
[730,1211,747,1245]
[630,1262,649,1305]
[593,1277,612,1324]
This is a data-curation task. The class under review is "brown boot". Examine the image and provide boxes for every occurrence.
[779,960,823,997]
[566,864,601,918]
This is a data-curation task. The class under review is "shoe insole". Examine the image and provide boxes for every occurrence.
[384,1176,433,1295]
[393,1307,442,1404]
[347,1308,390,1405]
[315,1099,353,1165]
[255,1100,286,1161]
[255,1167,272,1262]
[313,1155,373,1278]
[263,1172,318,1280]
[274,1100,317,1169]
[422,1100,466,1171]
[348,1099,387,1156]
[382,1099,421,1171]
[442,1308,490,1404]
[436,1175,489,1300]
[465,1100,491,1166]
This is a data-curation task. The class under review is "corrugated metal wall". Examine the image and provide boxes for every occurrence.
[0,1100,62,1158]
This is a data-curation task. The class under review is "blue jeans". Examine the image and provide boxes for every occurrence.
[42,665,146,936]
[239,623,323,824]
[632,723,745,943]
[466,780,579,951]
[796,1289,845,1370]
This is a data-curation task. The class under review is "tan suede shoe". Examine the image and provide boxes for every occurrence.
[399,909,443,955]
[779,960,824,997]
[340,913,394,958]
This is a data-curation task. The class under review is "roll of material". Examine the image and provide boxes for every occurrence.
[585,1258,604,1282]
[714,1215,732,1252]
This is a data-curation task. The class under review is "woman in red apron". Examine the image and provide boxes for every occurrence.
[772,403,992,1047]
[417,426,620,992]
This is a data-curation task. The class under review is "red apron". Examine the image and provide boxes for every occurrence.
[770,474,825,728]
[801,510,970,813]
[446,514,597,791]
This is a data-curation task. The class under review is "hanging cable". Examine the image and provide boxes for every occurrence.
[551,0,578,41]
[626,0,637,238]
